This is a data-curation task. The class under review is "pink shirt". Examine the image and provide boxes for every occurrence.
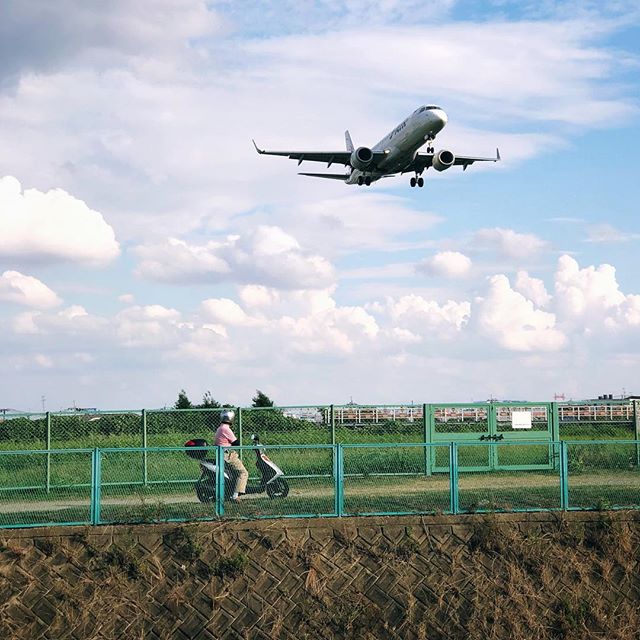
[215,423,237,446]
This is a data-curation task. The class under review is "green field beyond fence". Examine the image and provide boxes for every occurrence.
[1,401,638,529]
[2,400,638,452]
[1,439,639,529]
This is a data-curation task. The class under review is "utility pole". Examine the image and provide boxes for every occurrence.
[41,395,46,412]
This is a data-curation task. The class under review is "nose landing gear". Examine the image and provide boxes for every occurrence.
[426,137,435,154]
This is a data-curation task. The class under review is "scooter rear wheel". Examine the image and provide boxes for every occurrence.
[195,479,216,503]
[266,478,289,499]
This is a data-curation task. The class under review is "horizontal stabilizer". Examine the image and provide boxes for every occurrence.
[298,172,349,180]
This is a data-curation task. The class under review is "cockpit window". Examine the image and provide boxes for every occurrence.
[415,105,442,114]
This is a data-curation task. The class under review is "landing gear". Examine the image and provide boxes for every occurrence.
[357,176,372,186]
[410,176,425,188]
[417,177,424,188]
[357,176,364,186]
[426,138,435,154]
[410,177,416,188]
[364,177,371,186]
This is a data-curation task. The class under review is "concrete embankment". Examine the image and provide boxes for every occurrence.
[1,511,639,639]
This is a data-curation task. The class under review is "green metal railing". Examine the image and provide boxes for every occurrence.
[0,439,639,529]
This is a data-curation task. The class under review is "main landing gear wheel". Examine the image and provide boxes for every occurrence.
[410,177,416,188]
[417,177,424,188]
[357,177,364,186]
[364,177,371,186]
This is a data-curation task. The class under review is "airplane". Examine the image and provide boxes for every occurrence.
[253,105,499,188]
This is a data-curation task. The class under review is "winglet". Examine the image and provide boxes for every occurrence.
[252,139,264,154]
[345,130,354,153]
[496,147,501,161]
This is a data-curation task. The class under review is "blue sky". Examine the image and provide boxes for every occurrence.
[0,0,638,411]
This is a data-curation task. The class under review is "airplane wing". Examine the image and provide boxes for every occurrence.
[253,140,387,167]
[408,148,501,173]
[298,172,350,180]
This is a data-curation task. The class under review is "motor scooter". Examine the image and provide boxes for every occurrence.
[184,434,289,503]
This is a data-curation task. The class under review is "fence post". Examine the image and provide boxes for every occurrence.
[237,407,243,463]
[449,442,459,515]
[91,448,102,525]
[45,411,51,493]
[330,404,335,446]
[142,409,148,486]
[488,404,498,471]
[423,403,432,476]
[634,400,640,468]
[551,402,560,470]
[335,444,344,517]
[216,445,225,518]
[551,402,560,441]
[559,441,569,510]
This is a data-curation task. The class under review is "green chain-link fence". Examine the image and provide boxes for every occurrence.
[2,401,638,450]
[1,439,639,529]
[557,401,637,439]
[565,440,640,510]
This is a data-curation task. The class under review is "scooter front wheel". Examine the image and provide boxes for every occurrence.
[266,478,289,499]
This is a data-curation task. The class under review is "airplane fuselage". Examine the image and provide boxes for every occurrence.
[345,106,448,185]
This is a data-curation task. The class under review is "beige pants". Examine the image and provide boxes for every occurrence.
[224,450,248,494]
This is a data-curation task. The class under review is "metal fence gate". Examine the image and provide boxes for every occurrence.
[428,402,557,472]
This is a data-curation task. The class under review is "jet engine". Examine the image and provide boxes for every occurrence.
[350,146,374,171]
[432,149,455,172]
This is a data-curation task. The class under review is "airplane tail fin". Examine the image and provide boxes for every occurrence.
[345,130,354,153]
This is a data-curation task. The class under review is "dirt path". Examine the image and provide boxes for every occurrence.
[1,471,638,515]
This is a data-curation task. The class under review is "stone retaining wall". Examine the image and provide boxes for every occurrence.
[1,511,639,639]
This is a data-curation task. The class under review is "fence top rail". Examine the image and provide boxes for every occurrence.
[339,440,560,449]
[98,443,336,454]
[563,439,640,445]
[557,400,633,406]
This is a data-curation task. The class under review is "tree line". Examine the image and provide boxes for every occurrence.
[173,389,275,410]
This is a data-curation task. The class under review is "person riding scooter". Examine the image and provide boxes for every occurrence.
[214,409,248,502]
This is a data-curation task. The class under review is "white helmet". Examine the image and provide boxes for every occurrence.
[220,409,235,425]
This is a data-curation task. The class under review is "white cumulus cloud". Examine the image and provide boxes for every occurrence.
[0,270,61,308]
[473,227,547,258]
[201,298,252,326]
[115,304,183,347]
[476,274,566,351]
[554,255,640,333]
[417,251,472,278]
[515,270,551,308]
[373,294,471,338]
[134,226,334,289]
[555,255,625,318]
[0,176,119,266]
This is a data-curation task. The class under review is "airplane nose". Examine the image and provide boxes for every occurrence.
[434,109,448,125]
